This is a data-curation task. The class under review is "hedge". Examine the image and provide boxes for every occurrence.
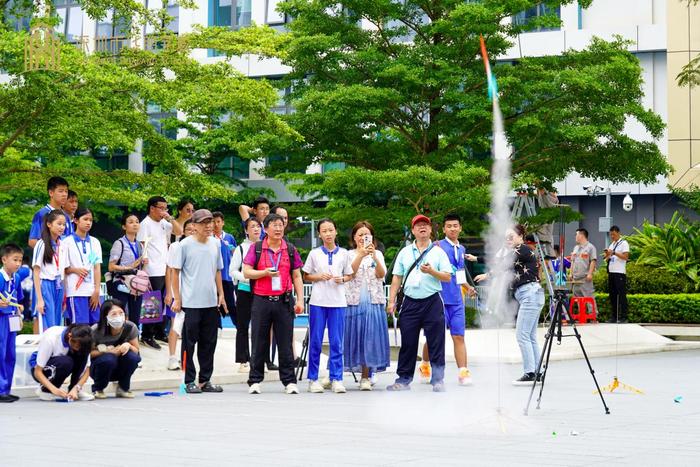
[594,293,700,323]
[593,263,696,294]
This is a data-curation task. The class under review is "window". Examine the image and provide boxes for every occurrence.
[266,0,286,25]
[54,0,84,44]
[147,104,178,140]
[322,162,345,173]
[145,0,179,36]
[93,148,129,171]
[234,0,252,28]
[95,10,131,54]
[271,86,292,115]
[513,3,561,32]
[5,0,31,32]
[218,155,251,179]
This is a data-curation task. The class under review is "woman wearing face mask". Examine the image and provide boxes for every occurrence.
[89,300,141,398]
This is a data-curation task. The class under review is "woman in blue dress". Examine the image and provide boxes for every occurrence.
[344,221,390,391]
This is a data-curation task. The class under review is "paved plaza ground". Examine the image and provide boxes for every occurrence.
[1,349,698,466]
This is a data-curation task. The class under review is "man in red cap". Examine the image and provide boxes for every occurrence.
[387,214,452,392]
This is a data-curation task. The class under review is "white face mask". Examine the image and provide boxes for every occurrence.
[108,315,125,329]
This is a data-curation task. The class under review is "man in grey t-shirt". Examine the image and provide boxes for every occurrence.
[570,228,597,313]
[172,209,227,394]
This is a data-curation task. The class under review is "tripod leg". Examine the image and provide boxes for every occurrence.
[570,323,611,414]
[524,312,556,415]
[535,315,557,410]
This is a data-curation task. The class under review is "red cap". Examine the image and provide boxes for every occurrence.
[411,214,431,228]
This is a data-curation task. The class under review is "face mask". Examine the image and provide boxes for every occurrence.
[108,315,125,329]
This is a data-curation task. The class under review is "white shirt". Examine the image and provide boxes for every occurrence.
[230,239,253,286]
[607,238,629,274]
[64,234,102,297]
[32,238,68,280]
[137,216,173,277]
[166,242,182,294]
[35,326,91,369]
[303,246,354,307]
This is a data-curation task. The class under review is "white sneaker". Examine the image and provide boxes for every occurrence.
[239,363,250,373]
[308,380,324,393]
[359,378,372,391]
[285,383,299,394]
[248,383,261,394]
[369,373,378,386]
[458,367,473,386]
[167,356,180,371]
[93,390,108,399]
[320,376,332,390]
[116,386,135,399]
[35,387,56,401]
[77,390,95,401]
[331,381,347,394]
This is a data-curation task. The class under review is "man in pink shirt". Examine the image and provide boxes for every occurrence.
[243,213,304,395]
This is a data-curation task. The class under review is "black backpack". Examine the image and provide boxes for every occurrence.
[249,240,298,289]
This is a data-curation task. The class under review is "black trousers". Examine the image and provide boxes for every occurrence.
[223,280,237,327]
[33,353,89,392]
[90,351,141,392]
[111,290,143,328]
[235,289,253,363]
[183,307,219,384]
[143,276,167,339]
[248,296,296,386]
[608,272,628,321]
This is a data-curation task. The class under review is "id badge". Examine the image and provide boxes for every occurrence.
[9,315,22,332]
[455,269,467,285]
[271,276,282,291]
[55,277,63,290]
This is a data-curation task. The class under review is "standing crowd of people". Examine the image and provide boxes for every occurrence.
[0,177,630,402]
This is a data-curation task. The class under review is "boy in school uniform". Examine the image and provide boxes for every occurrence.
[64,190,79,232]
[238,196,271,240]
[212,212,237,327]
[0,244,25,402]
[28,177,73,248]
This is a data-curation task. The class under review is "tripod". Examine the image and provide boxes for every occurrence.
[295,327,310,381]
[524,287,610,415]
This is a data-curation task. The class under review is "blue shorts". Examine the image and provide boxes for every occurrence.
[444,303,465,336]
[66,297,100,325]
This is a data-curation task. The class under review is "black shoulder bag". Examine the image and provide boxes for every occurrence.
[395,244,433,312]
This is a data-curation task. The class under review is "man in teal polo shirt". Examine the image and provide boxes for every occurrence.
[387,215,452,392]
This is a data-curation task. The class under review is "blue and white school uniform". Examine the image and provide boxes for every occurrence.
[302,246,354,383]
[0,269,23,396]
[32,239,67,331]
[64,233,103,325]
[437,238,466,336]
[29,205,74,242]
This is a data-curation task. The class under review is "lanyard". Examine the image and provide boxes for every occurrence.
[52,239,60,269]
[5,277,13,295]
[321,245,339,266]
[267,249,282,270]
[124,236,139,260]
[73,233,91,264]
[411,243,433,262]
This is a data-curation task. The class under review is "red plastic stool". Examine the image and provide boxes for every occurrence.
[568,297,598,324]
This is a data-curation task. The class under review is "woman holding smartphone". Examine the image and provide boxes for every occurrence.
[344,221,389,391]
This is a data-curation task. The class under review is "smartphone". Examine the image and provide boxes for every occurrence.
[363,234,373,248]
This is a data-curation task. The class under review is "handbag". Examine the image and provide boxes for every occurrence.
[139,290,164,323]
[395,244,433,312]
[126,269,150,295]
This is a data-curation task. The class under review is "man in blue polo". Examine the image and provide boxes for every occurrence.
[387,214,452,392]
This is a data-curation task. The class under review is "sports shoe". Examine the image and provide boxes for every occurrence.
[308,380,324,393]
[267,362,279,371]
[116,386,135,398]
[432,382,446,393]
[185,382,202,394]
[167,356,180,371]
[93,390,108,399]
[386,382,411,391]
[35,387,56,401]
[200,381,223,393]
[512,373,540,386]
[331,381,346,394]
[418,361,431,384]
[369,373,378,386]
[320,376,332,389]
[359,378,372,391]
[238,362,250,373]
[285,383,299,394]
[141,337,161,350]
[77,390,95,401]
[0,394,18,403]
[458,367,473,386]
[248,383,261,394]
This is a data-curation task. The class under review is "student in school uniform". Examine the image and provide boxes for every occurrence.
[64,207,102,325]
[32,210,68,332]
[30,323,94,401]
[28,176,73,249]
[212,212,237,328]
[238,196,271,240]
[303,218,354,394]
[65,190,79,232]
[0,244,25,402]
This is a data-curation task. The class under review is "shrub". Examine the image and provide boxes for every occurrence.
[595,293,700,323]
[593,263,695,294]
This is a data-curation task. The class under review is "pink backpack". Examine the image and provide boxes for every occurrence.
[125,270,151,296]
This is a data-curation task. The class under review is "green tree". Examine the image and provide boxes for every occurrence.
[676,0,699,87]
[271,0,669,239]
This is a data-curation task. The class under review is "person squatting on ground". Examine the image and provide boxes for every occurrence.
[0,244,25,402]
[302,218,354,394]
[387,215,452,393]
[476,224,545,386]
[243,213,304,395]
[420,214,476,386]
[344,221,390,391]
[90,300,141,399]
[171,209,227,394]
